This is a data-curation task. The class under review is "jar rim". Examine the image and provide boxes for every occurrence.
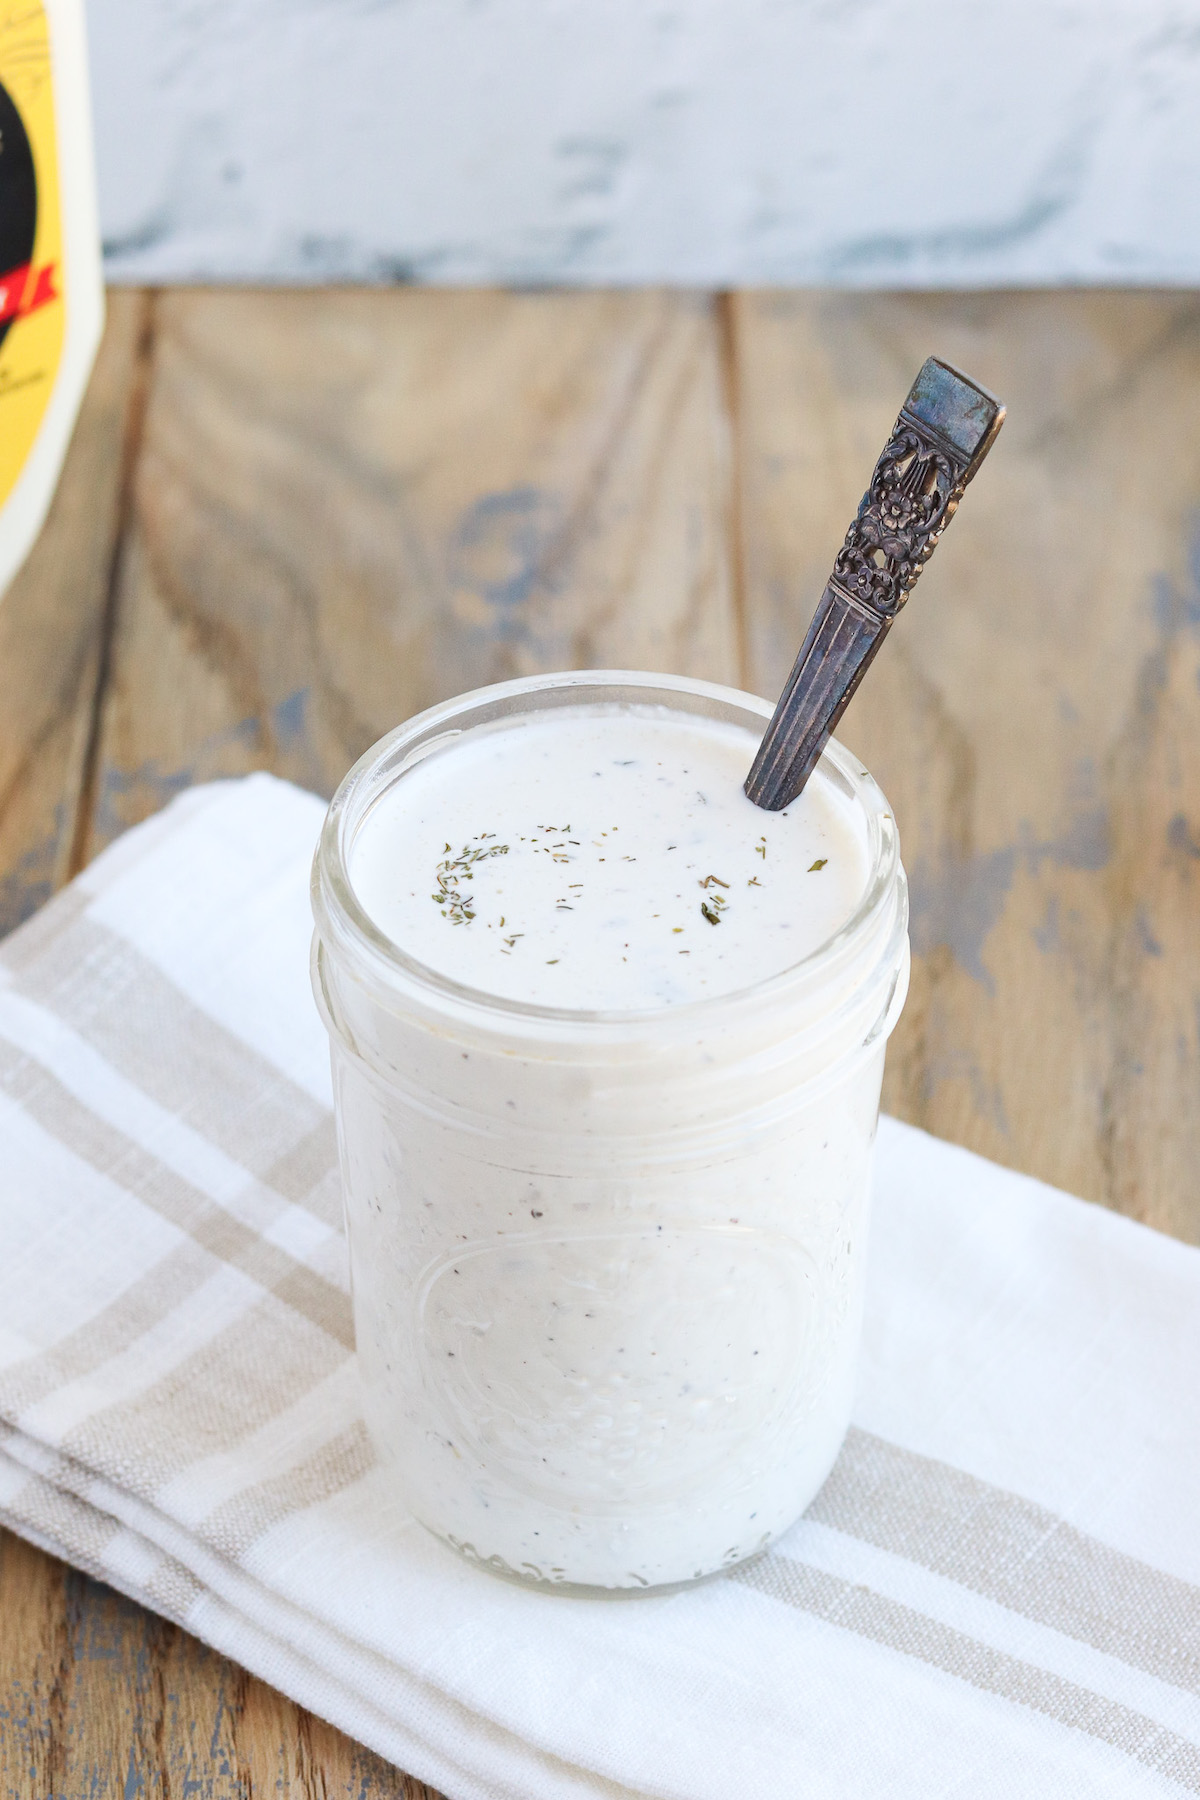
[312,670,902,1042]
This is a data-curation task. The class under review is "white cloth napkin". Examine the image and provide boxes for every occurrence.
[2,772,1199,1800]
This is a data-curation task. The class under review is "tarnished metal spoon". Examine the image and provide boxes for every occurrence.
[745,357,1005,812]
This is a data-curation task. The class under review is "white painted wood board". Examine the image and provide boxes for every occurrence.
[90,0,1200,288]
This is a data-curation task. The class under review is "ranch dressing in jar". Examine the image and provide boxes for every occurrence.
[312,671,909,1591]
[350,708,870,1010]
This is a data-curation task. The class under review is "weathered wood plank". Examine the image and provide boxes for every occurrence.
[0,289,176,1800]
[732,290,1200,1241]
[0,288,148,933]
[28,283,738,1799]
[86,287,738,854]
[10,284,1200,1797]
[0,1534,441,1797]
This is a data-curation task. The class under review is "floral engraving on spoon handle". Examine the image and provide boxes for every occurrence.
[832,424,965,618]
[746,358,1004,812]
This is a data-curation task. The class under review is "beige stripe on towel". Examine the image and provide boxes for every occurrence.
[812,1429,1200,1697]
[732,1555,1200,1794]
[5,917,328,1178]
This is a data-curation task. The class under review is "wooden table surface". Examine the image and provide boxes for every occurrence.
[2,285,1199,1797]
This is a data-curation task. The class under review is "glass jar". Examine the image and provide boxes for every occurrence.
[311,671,909,1592]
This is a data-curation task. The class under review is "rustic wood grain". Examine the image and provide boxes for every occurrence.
[4,285,1200,1795]
[731,289,1200,1241]
[5,284,739,1800]
[84,286,737,855]
[0,1531,442,1798]
[0,288,148,935]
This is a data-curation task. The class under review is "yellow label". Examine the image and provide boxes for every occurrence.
[0,1,66,511]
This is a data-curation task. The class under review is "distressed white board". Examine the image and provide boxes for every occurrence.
[91,0,1200,288]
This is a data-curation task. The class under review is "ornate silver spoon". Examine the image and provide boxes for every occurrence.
[744,357,1005,811]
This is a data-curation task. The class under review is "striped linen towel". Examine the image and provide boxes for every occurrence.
[2,772,1199,1800]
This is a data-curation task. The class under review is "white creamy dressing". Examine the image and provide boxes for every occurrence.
[350,707,870,1008]
[330,700,898,1589]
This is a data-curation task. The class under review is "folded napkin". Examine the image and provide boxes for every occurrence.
[2,772,1199,1800]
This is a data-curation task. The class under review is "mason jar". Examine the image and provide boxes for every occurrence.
[311,671,909,1592]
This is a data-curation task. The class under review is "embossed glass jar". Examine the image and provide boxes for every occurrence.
[311,672,909,1592]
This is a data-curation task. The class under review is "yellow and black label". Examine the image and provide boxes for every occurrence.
[0,1,65,512]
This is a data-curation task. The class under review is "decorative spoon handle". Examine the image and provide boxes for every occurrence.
[744,357,1005,812]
